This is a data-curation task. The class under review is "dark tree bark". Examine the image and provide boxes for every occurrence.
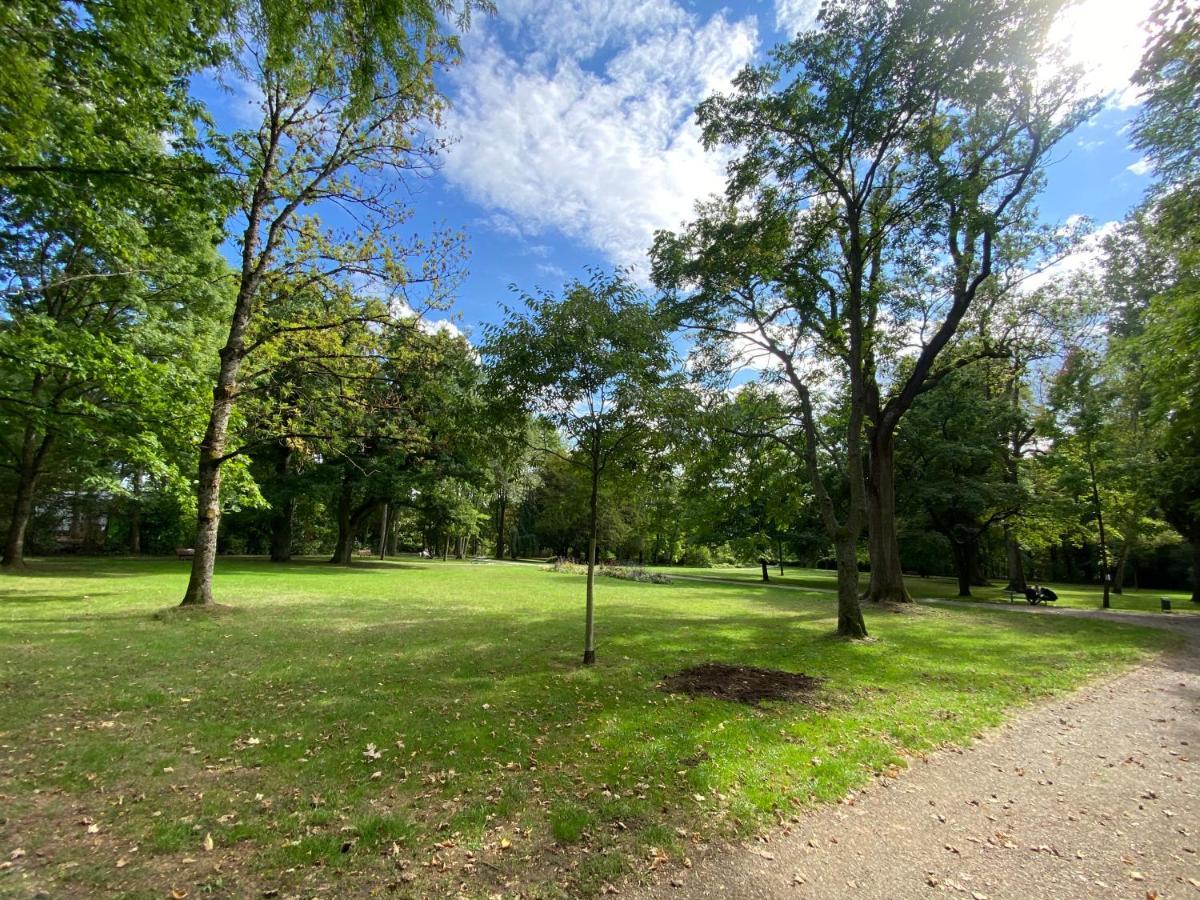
[951,539,973,597]
[129,470,142,555]
[3,429,54,569]
[378,503,389,560]
[834,533,868,636]
[329,474,379,565]
[1112,539,1132,595]
[269,440,293,562]
[864,431,912,603]
[1191,539,1200,604]
[495,490,507,560]
[1004,525,1026,592]
[760,558,770,583]
[968,534,990,586]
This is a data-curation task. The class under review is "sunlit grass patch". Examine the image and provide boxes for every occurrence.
[0,555,1176,896]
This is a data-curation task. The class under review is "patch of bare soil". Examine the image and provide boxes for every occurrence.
[660,663,822,706]
[152,603,235,620]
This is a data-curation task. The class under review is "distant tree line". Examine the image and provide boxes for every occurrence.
[3,0,1197,650]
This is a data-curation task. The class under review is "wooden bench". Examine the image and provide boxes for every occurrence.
[176,547,195,561]
[355,548,373,557]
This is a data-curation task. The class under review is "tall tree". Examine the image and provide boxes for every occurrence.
[1128,0,1200,601]
[1,0,229,568]
[655,0,1089,631]
[483,270,672,665]
[179,0,479,603]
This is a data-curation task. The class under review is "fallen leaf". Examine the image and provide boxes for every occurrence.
[202,833,214,852]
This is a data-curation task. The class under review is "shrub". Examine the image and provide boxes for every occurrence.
[599,565,671,584]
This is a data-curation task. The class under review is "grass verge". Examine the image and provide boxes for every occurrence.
[0,556,1177,896]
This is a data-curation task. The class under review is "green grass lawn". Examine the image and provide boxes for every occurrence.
[0,557,1179,897]
[650,563,1197,614]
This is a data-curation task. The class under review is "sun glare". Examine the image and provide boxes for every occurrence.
[1048,0,1157,105]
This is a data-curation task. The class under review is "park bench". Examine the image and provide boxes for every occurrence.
[355,548,373,557]
[1005,586,1058,605]
[176,547,195,561]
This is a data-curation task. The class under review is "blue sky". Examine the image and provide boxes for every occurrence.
[202,0,1159,338]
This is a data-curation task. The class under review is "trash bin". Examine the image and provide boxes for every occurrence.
[1161,597,1172,612]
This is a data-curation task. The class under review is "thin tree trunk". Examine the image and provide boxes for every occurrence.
[777,538,784,576]
[864,430,911,603]
[760,557,770,583]
[1190,538,1200,604]
[834,534,868,637]
[583,445,600,666]
[269,440,293,562]
[331,477,355,565]
[1004,525,1026,592]
[1086,447,1111,609]
[495,492,506,560]
[4,430,55,569]
[378,503,389,560]
[968,532,989,586]
[1112,539,1132,595]
[129,469,142,555]
[951,540,972,597]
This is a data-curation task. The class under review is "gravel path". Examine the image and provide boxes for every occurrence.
[634,609,1200,900]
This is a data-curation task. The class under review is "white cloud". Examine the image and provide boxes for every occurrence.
[1126,156,1153,176]
[1022,219,1121,293]
[774,0,821,36]
[442,2,758,270]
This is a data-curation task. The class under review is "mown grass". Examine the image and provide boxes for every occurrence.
[0,556,1178,897]
[650,563,1197,614]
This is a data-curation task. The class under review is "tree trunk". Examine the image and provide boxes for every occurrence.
[777,538,784,576]
[4,430,54,569]
[760,558,769,583]
[378,503,389,560]
[330,477,355,565]
[1003,526,1026,592]
[1191,539,1200,605]
[269,440,293,562]
[495,492,507,560]
[1112,539,1132,595]
[834,535,868,637]
[968,533,989,587]
[1086,447,1111,609]
[583,447,600,666]
[181,274,261,604]
[129,470,142,555]
[864,431,911,603]
[951,539,972,597]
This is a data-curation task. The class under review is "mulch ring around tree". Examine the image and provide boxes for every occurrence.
[660,663,823,706]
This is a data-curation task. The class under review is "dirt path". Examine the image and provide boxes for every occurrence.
[634,613,1200,900]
